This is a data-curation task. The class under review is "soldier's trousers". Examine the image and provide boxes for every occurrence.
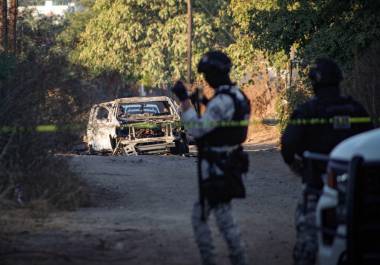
[293,196,318,265]
[192,201,248,265]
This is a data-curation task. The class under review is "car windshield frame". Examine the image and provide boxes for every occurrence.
[117,101,173,118]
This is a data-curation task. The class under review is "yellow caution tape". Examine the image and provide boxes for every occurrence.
[0,117,377,134]
[35,125,58,132]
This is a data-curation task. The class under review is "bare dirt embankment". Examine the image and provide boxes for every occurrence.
[0,150,300,265]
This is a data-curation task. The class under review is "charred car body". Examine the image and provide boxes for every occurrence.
[85,96,188,155]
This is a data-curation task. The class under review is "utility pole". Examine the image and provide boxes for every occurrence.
[187,0,193,84]
[0,0,8,51]
[8,0,18,53]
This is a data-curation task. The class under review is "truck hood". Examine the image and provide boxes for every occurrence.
[330,128,380,162]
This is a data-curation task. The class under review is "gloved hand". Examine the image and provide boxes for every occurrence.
[171,81,189,101]
[190,91,209,106]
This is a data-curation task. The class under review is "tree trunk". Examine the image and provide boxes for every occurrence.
[0,0,7,51]
[8,0,17,53]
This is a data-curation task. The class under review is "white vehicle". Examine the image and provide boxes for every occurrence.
[315,128,380,265]
[84,96,188,155]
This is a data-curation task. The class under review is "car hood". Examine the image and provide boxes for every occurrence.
[118,115,179,123]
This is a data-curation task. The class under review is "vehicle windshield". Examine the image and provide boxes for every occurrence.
[117,101,172,118]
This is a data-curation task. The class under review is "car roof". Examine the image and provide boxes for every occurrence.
[123,104,159,108]
[95,96,180,118]
[116,96,173,103]
[330,128,380,162]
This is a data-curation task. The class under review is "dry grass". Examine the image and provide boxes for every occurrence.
[247,124,280,147]
[0,144,89,211]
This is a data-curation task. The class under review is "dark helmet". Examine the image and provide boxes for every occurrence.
[197,51,232,74]
[308,58,343,87]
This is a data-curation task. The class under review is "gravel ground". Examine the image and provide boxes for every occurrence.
[0,149,301,265]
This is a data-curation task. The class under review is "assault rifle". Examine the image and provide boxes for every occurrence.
[193,86,206,221]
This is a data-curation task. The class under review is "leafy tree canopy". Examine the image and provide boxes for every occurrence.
[63,0,380,87]
[230,0,380,68]
[71,0,233,87]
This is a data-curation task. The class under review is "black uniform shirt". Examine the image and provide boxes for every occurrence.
[281,89,373,188]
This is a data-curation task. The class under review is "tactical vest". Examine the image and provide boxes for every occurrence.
[304,95,373,155]
[200,87,251,147]
[302,95,373,189]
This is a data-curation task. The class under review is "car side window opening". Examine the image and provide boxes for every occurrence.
[96,107,109,121]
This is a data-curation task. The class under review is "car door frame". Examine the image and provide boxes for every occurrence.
[86,102,117,152]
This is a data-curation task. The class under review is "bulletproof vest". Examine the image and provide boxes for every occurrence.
[304,96,372,153]
[200,87,251,147]
[303,95,373,189]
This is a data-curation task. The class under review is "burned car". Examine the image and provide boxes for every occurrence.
[85,96,188,155]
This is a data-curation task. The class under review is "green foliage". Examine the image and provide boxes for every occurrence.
[56,0,379,125]
[0,12,90,210]
[62,0,287,87]
[15,10,92,125]
[17,12,66,61]
[240,0,380,68]
[229,0,380,123]
[226,36,257,83]
[0,53,16,80]
[69,0,234,86]
[228,0,289,70]
[58,0,96,57]
[276,82,312,131]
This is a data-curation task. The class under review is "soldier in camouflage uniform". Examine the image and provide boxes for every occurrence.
[281,58,373,265]
[293,193,319,265]
[172,51,250,265]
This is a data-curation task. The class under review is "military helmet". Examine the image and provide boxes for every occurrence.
[197,51,232,74]
[309,58,343,87]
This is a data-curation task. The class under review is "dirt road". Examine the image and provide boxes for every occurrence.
[1,150,301,265]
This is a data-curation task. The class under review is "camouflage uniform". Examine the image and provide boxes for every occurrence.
[192,201,248,265]
[293,193,319,265]
[182,85,249,265]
